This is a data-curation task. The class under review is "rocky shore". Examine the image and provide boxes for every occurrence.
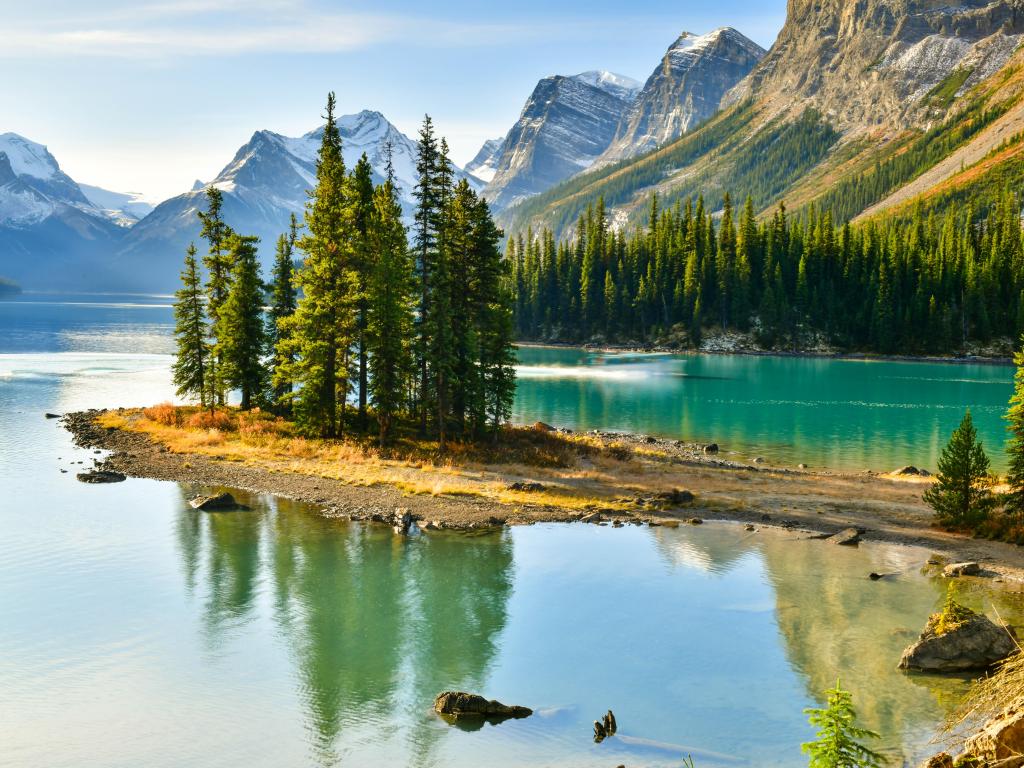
[62,408,1024,582]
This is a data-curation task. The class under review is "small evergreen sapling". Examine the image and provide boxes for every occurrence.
[923,409,994,528]
[802,680,885,768]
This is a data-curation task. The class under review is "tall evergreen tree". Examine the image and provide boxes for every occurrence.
[924,409,994,528]
[217,234,267,410]
[278,92,357,437]
[413,115,440,435]
[172,244,209,408]
[197,186,235,404]
[350,153,375,430]
[268,215,298,411]
[366,153,414,445]
[1005,338,1024,520]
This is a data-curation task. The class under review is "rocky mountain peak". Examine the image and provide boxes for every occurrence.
[597,27,766,164]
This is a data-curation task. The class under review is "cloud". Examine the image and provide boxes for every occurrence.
[1,5,597,59]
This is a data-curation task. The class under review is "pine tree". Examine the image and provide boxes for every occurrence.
[366,153,414,445]
[268,215,298,411]
[802,680,885,768]
[1007,339,1024,521]
[216,233,267,410]
[197,186,235,405]
[924,409,994,528]
[172,244,209,407]
[279,92,357,437]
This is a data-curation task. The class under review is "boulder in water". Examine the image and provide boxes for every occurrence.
[189,492,239,511]
[433,691,531,721]
[703,443,719,454]
[899,603,1017,673]
[76,470,126,484]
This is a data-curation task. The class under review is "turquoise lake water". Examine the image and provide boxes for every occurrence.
[2,293,1022,767]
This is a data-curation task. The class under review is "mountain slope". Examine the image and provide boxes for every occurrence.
[480,71,640,209]
[597,28,766,164]
[78,185,155,226]
[118,110,481,291]
[502,0,1024,239]
[0,133,128,289]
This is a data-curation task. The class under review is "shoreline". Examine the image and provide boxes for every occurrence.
[516,340,1015,366]
[63,409,1024,583]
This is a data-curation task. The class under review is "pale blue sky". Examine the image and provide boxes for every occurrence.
[2,0,786,202]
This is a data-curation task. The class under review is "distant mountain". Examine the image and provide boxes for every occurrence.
[597,28,765,164]
[501,0,1024,239]
[479,71,641,209]
[78,184,154,226]
[117,110,482,291]
[464,138,504,184]
[0,133,127,289]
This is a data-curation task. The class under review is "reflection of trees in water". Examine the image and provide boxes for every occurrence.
[757,536,955,763]
[174,493,514,767]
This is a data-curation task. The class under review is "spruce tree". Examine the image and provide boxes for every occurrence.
[1006,339,1024,520]
[279,92,357,437]
[172,244,209,408]
[216,233,267,411]
[197,186,235,405]
[802,680,885,768]
[268,215,298,411]
[350,153,375,430]
[366,157,414,445]
[413,115,440,435]
[924,409,994,528]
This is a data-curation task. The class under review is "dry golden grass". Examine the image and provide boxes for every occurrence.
[98,406,657,512]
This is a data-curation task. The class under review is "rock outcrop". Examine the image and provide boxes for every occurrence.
[964,703,1024,768]
[433,691,532,720]
[899,604,1017,672]
[76,469,126,484]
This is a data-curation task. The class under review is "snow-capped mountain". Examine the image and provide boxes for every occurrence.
[480,70,641,209]
[118,110,481,291]
[597,28,766,165]
[0,133,130,288]
[465,138,505,184]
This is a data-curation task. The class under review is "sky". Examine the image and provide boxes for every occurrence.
[2,0,787,203]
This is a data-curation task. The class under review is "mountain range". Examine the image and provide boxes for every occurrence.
[5,0,1024,291]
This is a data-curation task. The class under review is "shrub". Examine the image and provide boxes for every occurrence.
[185,409,235,431]
[143,402,180,426]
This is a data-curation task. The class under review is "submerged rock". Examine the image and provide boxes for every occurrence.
[44,412,62,419]
[189,492,239,511]
[899,604,1017,673]
[703,443,719,454]
[76,470,126,484]
[943,561,981,577]
[828,528,862,546]
[433,691,532,721]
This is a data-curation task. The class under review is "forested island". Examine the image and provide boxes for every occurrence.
[0,277,22,297]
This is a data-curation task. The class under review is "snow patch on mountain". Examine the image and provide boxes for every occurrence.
[0,133,59,180]
[571,71,642,101]
[465,137,505,184]
[79,184,155,226]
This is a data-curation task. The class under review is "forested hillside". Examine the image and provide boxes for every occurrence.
[509,190,1024,354]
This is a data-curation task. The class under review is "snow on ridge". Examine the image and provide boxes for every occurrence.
[0,133,59,180]
[572,70,642,99]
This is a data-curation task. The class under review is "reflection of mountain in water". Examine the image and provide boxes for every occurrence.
[758,536,954,764]
[173,493,513,767]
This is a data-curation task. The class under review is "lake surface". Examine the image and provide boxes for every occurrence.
[2,293,1023,767]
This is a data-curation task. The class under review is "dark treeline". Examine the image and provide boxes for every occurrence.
[172,93,516,445]
[509,189,1024,353]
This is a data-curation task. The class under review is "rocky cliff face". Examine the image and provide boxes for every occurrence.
[724,0,1024,130]
[598,28,766,164]
[482,71,640,209]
